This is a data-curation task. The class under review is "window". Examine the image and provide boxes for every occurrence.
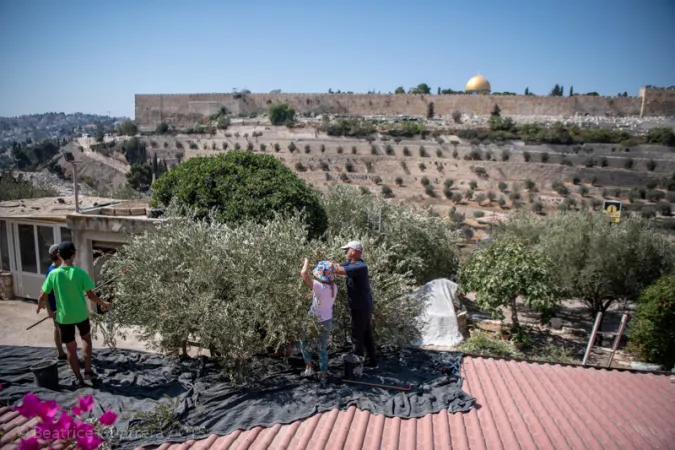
[37,226,55,275]
[18,224,38,274]
[60,227,72,243]
[0,220,10,271]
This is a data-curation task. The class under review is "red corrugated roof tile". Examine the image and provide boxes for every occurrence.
[2,356,674,450]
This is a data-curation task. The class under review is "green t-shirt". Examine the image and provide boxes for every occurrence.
[41,265,95,325]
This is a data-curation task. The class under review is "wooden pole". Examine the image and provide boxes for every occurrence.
[583,312,603,366]
[606,314,629,368]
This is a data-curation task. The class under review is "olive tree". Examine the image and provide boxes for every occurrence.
[459,236,559,327]
[95,209,423,381]
[495,212,675,318]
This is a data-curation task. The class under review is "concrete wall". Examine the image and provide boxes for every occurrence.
[135,88,675,130]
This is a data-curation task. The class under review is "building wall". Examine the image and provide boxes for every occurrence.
[135,88,675,130]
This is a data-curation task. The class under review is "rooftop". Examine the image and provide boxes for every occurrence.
[0,197,152,222]
[1,356,673,449]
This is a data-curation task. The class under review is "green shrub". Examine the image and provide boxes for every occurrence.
[150,152,327,239]
[395,176,403,186]
[419,146,428,157]
[525,179,536,190]
[641,205,656,218]
[274,143,280,152]
[421,176,431,187]
[457,332,523,358]
[646,127,675,147]
[523,151,531,162]
[540,152,549,163]
[424,184,435,197]
[320,161,329,171]
[487,191,497,202]
[0,171,58,201]
[351,146,357,154]
[552,181,569,196]
[345,162,354,172]
[436,148,443,158]
[304,144,311,154]
[659,204,672,216]
[444,178,454,189]
[498,181,507,192]
[419,162,427,171]
[381,185,394,198]
[624,158,634,169]
[474,210,485,218]
[579,185,589,196]
[233,142,241,151]
[452,149,459,159]
[373,175,383,185]
[403,146,411,156]
[646,189,665,202]
[268,103,295,125]
[452,192,463,203]
[288,142,297,153]
[469,180,478,190]
[501,150,510,161]
[572,175,581,185]
[600,157,609,167]
[647,179,659,189]
[646,159,657,171]
[337,145,344,154]
[627,274,675,368]
[386,144,395,156]
[320,144,326,153]
[532,202,543,213]
[475,193,487,203]
[371,145,379,155]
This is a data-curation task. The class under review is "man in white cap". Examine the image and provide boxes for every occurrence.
[332,240,377,368]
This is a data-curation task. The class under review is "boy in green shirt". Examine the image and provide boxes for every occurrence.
[38,241,110,387]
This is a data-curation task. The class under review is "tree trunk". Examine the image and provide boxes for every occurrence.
[510,296,519,328]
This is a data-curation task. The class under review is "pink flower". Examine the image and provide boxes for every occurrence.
[37,399,60,421]
[98,409,118,426]
[52,411,76,440]
[15,393,43,419]
[72,405,82,416]
[77,394,95,414]
[18,436,41,450]
[77,433,103,450]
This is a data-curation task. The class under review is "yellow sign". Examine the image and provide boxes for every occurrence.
[603,200,622,223]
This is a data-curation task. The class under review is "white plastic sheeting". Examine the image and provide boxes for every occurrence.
[412,278,464,347]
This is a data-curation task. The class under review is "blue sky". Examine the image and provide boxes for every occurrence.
[1,0,673,118]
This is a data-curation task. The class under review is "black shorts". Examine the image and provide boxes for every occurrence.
[57,319,91,344]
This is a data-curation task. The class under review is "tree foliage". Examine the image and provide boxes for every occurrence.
[0,171,58,201]
[126,163,153,192]
[121,137,148,165]
[627,274,675,369]
[268,103,295,125]
[151,152,328,239]
[459,236,559,326]
[118,120,138,136]
[495,212,675,317]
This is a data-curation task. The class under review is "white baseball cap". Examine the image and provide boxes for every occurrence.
[341,241,363,251]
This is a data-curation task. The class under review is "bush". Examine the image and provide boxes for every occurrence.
[525,179,536,190]
[552,181,569,196]
[295,162,307,172]
[646,159,657,171]
[274,143,281,152]
[320,144,326,153]
[371,145,379,155]
[424,184,435,197]
[0,171,58,201]
[337,145,344,154]
[523,151,531,162]
[600,157,609,167]
[419,146,428,157]
[268,103,295,125]
[473,211,485,218]
[646,127,675,147]
[572,175,581,185]
[420,176,431,187]
[121,137,148,165]
[340,173,349,182]
[304,144,311,154]
[646,189,665,202]
[469,180,478,190]
[647,179,659,189]
[485,150,494,161]
[403,147,411,156]
[473,166,488,178]
[457,333,523,358]
[320,161,330,171]
[234,142,241,151]
[345,162,354,172]
[373,175,383,185]
[395,176,403,186]
[452,110,462,124]
[351,146,357,154]
[475,193,487,204]
[487,191,497,202]
[419,162,427,171]
[540,152,549,163]
[118,120,138,136]
[444,178,454,189]
[436,148,443,158]
[381,185,394,198]
[627,274,675,368]
[498,181,507,192]
[452,149,459,159]
[667,191,675,203]
[579,185,589,196]
[624,158,634,169]
[156,122,170,134]
[247,142,254,151]
[560,156,572,166]
[659,204,672,216]
[532,202,543,214]
[501,150,510,161]
[585,157,596,168]
[260,143,267,152]
[451,192,463,203]
[641,206,656,218]
[150,152,328,239]
[386,144,395,156]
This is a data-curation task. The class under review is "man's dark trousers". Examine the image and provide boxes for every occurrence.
[351,308,376,365]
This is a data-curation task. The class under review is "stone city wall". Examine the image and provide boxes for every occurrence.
[135,88,675,130]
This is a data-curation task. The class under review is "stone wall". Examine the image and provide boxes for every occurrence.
[135,88,675,130]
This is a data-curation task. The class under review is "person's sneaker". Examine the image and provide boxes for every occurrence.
[301,366,315,377]
[84,370,99,382]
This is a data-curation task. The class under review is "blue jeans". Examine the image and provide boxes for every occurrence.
[300,319,333,372]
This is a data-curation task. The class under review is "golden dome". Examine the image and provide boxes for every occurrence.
[465,74,491,92]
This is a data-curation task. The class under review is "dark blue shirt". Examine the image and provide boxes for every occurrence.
[46,264,57,312]
[340,260,373,311]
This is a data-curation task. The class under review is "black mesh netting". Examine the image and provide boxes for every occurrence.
[0,345,475,448]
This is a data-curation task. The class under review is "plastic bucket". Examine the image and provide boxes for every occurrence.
[343,353,364,380]
[30,360,59,390]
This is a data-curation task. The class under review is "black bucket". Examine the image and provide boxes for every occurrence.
[30,360,59,390]
[343,353,364,380]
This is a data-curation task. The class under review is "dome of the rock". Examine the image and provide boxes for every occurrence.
[465,74,491,92]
